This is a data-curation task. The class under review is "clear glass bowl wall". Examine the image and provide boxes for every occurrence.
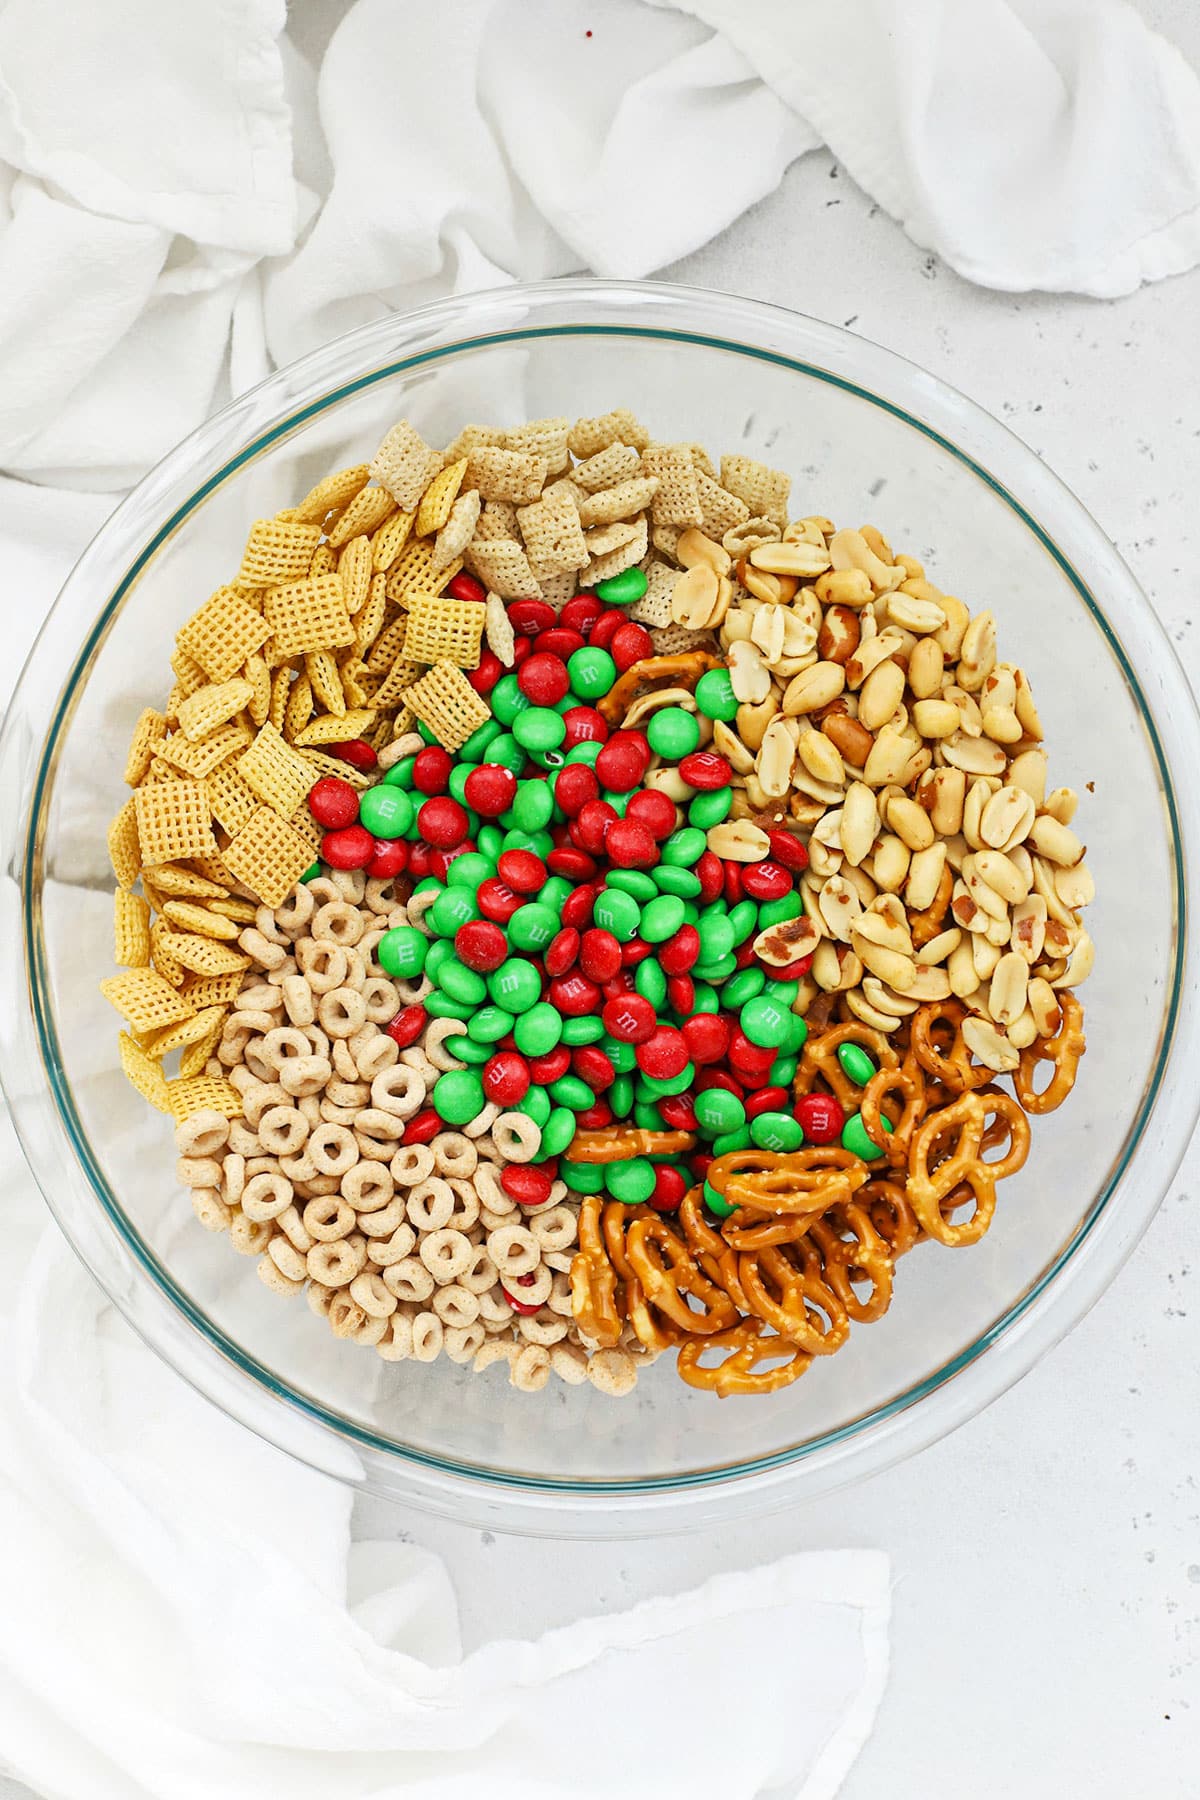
[2,281,1196,1535]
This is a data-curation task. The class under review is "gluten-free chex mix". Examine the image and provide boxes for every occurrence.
[102,411,1093,1399]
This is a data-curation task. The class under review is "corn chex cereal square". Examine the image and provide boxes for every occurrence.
[177,678,253,743]
[402,593,484,669]
[295,463,370,526]
[293,707,376,747]
[160,900,240,941]
[134,780,215,867]
[223,807,316,907]
[118,1032,172,1111]
[371,422,443,510]
[181,969,245,1009]
[236,517,322,588]
[145,1003,228,1059]
[384,534,463,606]
[169,650,209,698]
[473,499,519,541]
[415,457,468,537]
[304,648,345,716]
[176,588,270,683]
[372,655,426,710]
[101,968,195,1033]
[288,806,324,855]
[164,1075,243,1122]
[263,576,355,660]
[156,721,253,779]
[108,796,142,887]
[402,662,490,753]
[158,932,249,978]
[338,535,373,615]
[237,722,316,819]
[327,484,397,550]
[114,890,152,967]
[178,1016,227,1078]
[123,708,167,786]
[144,865,227,900]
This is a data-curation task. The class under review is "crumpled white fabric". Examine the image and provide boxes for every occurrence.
[0,0,1197,487]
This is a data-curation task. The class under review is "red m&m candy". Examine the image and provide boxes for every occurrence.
[636,1026,690,1079]
[455,919,508,972]
[610,622,654,671]
[367,838,409,879]
[501,1165,555,1207]
[463,764,517,816]
[678,751,732,790]
[445,572,486,603]
[601,993,656,1043]
[412,747,454,794]
[327,738,377,772]
[518,653,570,706]
[795,1093,845,1144]
[321,824,373,869]
[742,860,793,902]
[308,776,359,830]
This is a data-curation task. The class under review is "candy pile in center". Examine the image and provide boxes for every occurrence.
[304,575,883,1221]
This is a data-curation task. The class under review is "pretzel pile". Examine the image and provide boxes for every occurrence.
[568,991,1083,1396]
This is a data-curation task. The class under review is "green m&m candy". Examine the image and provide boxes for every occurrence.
[662,827,707,867]
[516,1085,552,1127]
[689,788,731,829]
[467,1005,516,1044]
[694,1087,746,1137]
[593,567,648,605]
[750,1111,805,1153]
[739,992,793,1049]
[837,1042,878,1086]
[488,957,542,1012]
[703,1178,737,1218]
[605,1158,657,1203]
[428,886,479,936]
[512,706,566,754]
[640,895,686,942]
[568,647,618,700]
[561,1015,605,1045]
[511,780,555,832]
[842,1111,892,1160]
[358,784,413,839]
[299,861,321,883]
[377,926,427,979]
[513,1001,563,1057]
[447,852,495,891]
[593,887,641,942]
[438,960,487,1005]
[646,707,701,760]
[432,1070,486,1126]
[491,674,531,726]
[508,903,559,953]
[538,1107,578,1159]
[695,667,738,721]
[561,1159,606,1194]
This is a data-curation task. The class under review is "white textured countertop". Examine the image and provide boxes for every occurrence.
[355,53,1200,1800]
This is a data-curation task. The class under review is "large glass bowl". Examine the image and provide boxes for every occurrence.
[2,280,1197,1536]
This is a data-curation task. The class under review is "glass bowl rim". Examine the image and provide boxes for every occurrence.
[4,276,1198,1524]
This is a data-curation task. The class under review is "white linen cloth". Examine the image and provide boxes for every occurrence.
[1,0,1198,1790]
[0,0,1197,488]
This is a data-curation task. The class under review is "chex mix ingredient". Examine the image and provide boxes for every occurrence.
[103,413,1092,1398]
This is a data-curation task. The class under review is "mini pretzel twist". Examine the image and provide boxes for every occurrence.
[569,1195,623,1348]
[859,1051,927,1167]
[907,1089,1030,1247]
[676,1318,813,1398]
[564,1126,696,1164]
[597,651,722,725]
[910,1000,993,1095]
[706,1145,867,1217]
[736,1242,850,1355]
[1014,991,1086,1115]
[794,1021,900,1112]
[624,1214,740,1337]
